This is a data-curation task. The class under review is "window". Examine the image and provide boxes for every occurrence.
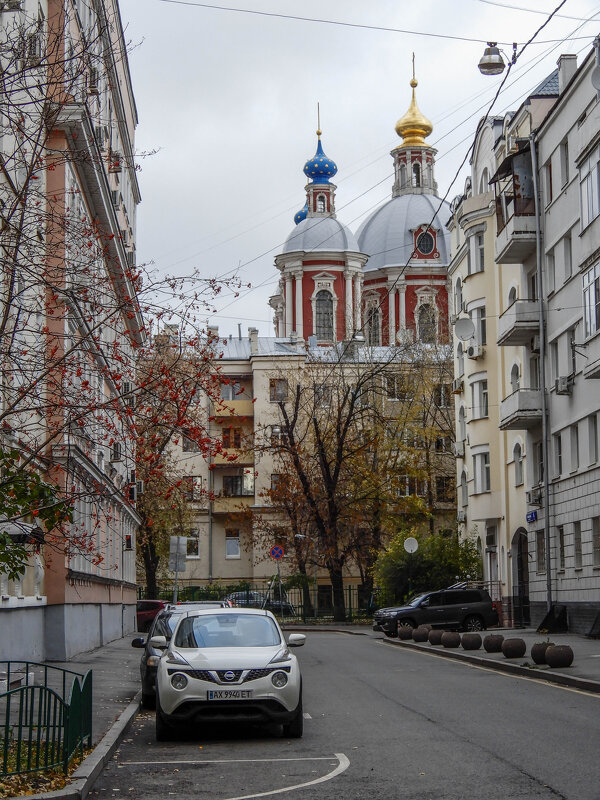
[412,162,421,187]
[186,530,200,558]
[418,305,436,343]
[457,342,464,377]
[583,262,600,337]
[316,194,326,212]
[513,442,523,486]
[436,476,454,503]
[550,340,559,382]
[563,233,572,280]
[435,436,451,452]
[314,384,331,408]
[184,476,203,501]
[533,440,544,484]
[460,470,468,507]
[396,475,425,497]
[510,363,520,392]
[546,250,555,294]
[365,304,381,346]
[269,378,288,402]
[222,427,242,449]
[570,424,579,471]
[536,530,546,573]
[433,383,451,407]
[221,381,241,400]
[315,290,334,340]
[468,232,485,274]
[182,433,200,452]
[270,473,282,492]
[558,526,565,570]
[471,379,488,419]
[455,279,463,315]
[472,451,490,493]
[553,432,562,476]
[386,374,411,401]
[545,161,553,205]
[568,326,577,375]
[458,406,467,441]
[593,517,600,567]
[589,414,598,465]
[560,139,569,187]
[471,306,486,345]
[270,425,286,448]
[580,146,600,228]
[225,529,240,559]
[574,521,583,568]
[223,471,254,496]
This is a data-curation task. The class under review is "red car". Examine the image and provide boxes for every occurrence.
[136,600,167,632]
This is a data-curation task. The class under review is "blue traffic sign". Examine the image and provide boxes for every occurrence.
[270,545,284,560]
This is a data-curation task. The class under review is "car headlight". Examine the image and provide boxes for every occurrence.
[269,647,291,664]
[166,650,189,666]
[170,673,189,690]
[271,671,288,688]
[146,655,160,667]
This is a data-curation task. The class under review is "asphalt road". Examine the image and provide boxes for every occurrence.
[90,631,600,799]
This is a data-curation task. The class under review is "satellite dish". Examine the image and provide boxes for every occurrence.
[404,537,418,554]
[454,317,475,341]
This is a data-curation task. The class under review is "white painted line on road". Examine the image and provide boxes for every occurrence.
[303,712,312,719]
[222,753,350,800]
[123,757,333,765]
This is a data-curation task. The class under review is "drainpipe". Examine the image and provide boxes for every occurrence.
[530,131,553,612]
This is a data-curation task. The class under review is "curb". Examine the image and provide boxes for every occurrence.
[6,693,141,800]
[383,638,600,694]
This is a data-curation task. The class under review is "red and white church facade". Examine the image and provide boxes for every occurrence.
[270,75,451,346]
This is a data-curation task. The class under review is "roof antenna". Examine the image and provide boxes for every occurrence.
[317,101,321,137]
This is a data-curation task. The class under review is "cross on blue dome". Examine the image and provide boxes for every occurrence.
[303,134,337,185]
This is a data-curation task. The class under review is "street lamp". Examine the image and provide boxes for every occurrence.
[478,42,517,76]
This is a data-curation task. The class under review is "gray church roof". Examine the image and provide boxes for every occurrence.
[282,216,360,254]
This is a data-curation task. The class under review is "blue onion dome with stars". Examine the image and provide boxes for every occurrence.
[294,203,308,225]
[303,130,337,184]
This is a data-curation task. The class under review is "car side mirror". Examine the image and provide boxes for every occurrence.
[287,633,306,647]
[131,637,146,648]
[420,599,429,607]
[149,635,168,649]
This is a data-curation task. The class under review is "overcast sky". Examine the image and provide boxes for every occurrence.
[118,0,600,336]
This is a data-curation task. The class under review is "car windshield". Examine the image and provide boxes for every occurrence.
[174,614,282,648]
[406,593,428,607]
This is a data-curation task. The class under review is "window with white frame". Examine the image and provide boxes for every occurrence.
[536,529,546,573]
[583,262,600,337]
[269,378,288,402]
[553,432,562,476]
[460,470,468,507]
[472,451,490,493]
[455,278,463,315]
[221,381,241,400]
[457,342,464,377]
[574,521,583,568]
[558,526,565,570]
[533,440,544,484]
[315,290,334,340]
[186,530,200,558]
[570,424,579,472]
[546,249,555,295]
[550,340,559,382]
[545,160,553,205]
[316,194,326,212]
[467,231,485,274]
[225,529,240,558]
[563,232,572,280]
[589,414,598,465]
[580,146,600,229]
[560,139,569,187]
[513,442,523,486]
[470,305,486,345]
[593,517,600,567]
[458,406,467,441]
[471,378,488,419]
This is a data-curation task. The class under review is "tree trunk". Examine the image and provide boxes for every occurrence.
[329,563,346,622]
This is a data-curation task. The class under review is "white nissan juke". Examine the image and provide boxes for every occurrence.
[152,607,305,740]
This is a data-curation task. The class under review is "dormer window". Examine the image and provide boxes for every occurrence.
[316,194,326,212]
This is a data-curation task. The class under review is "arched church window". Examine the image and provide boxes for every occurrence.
[315,290,333,340]
[412,162,421,187]
[513,442,523,486]
[479,168,489,194]
[511,363,520,392]
[458,406,466,441]
[365,304,381,346]
[399,163,407,188]
[418,304,436,343]
[316,194,326,213]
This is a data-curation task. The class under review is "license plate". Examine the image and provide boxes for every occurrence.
[207,689,253,700]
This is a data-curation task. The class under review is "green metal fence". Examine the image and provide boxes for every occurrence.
[0,662,92,777]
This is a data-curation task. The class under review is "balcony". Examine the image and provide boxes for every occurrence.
[212,399,255,418]
[497,300,539,345]
[212,448,254,466]
[495,201,537,264]
[468,491,503,522]
[212,495,255,514]
[499,388,543,430]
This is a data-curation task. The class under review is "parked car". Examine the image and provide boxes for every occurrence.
[225,591,296,616]
[132,601,231,707]
[151,608,305,740]
[372,588,498,636]
[136,599,167,632]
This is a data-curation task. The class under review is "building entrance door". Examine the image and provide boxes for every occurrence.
[511,529,530,626]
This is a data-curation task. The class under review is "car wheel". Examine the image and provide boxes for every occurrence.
[155,695,172,742]
[141,691,155,710]
[463,614,484,632]
[398,619,416,630]
[282,693,303,739]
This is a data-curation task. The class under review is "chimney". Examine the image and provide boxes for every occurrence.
[248,327,258,355]
[557,54,577,94]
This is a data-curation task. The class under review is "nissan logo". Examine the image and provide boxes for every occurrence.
[223,671,236,682]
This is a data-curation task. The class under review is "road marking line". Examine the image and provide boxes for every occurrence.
[303,712,312,719]
[123,757,334,765]
[222,753,350,800]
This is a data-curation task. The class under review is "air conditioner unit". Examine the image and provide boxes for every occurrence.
[526,488,543,506]
[457,510,467,523]
[531,335,541,354]
[452,441,465,458]
[555,375,573,395]
[452,377,463,394]
[467,341,482,359]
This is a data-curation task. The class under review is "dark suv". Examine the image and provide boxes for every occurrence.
[373,588,498,636]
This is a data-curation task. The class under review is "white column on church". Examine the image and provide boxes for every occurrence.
[294,272,303,338]
[344,270,353,337]
[353,275,362,330]
[398,281,407,331]
[388,285,396,345]
[285,275,293,336]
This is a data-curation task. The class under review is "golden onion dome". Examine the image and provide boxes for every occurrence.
[395,76,433,146]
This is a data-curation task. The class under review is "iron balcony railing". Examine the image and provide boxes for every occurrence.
[0,662,92,777]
